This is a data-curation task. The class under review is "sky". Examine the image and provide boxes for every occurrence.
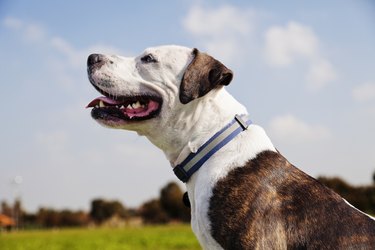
[0,0,374,212]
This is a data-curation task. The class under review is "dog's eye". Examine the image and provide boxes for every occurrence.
[141,54,157,63]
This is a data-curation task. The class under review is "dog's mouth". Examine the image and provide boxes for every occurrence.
[86,93,162,122]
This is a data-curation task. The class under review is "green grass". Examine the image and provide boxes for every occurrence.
[0,224,201,250]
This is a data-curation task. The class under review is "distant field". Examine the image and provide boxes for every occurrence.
[0,224,201,250]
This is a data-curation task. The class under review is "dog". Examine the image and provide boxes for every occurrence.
[86,45,375,249]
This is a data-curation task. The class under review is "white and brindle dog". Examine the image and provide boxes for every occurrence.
[86,45,375,249]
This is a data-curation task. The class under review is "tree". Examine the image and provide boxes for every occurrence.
[90,199,106,223]
[13,199,23,228]
[89,199,128,224]
[139,199,169,224]
[59,210,89,227]
[36,208,89,228]
[1,201,12,217]
[37,208,60,228]
[160,182,190,222]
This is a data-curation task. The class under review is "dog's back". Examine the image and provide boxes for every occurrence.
[209,150,375,249]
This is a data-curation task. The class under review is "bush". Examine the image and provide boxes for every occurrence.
[160,182,191,222]
[89,199,128,224]
[140,199,169,224]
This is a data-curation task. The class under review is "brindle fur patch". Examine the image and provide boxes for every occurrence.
[179,48,233,104]
[208,150,375,249]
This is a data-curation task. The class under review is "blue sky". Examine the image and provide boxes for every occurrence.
[1,0,374,212]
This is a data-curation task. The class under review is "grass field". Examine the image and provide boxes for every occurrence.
[0,224,201,250]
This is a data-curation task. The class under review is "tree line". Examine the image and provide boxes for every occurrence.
[1,182,190,229]
[1,176,374,229]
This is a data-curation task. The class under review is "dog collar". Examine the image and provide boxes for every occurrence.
[173,114,252,183]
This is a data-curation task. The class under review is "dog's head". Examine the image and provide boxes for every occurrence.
[86,45,233,133]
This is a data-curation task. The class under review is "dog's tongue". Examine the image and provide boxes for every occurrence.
[86,96,121,108]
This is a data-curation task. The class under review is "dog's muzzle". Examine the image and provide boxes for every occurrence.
[86,54,163,123]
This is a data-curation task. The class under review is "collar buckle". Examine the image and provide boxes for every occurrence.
[173,165,189,182]
[235,114,249,130]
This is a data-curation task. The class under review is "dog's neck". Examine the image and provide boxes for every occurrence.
[145,88,248,167]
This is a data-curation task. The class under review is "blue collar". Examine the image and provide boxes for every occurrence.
[173,114,252,183]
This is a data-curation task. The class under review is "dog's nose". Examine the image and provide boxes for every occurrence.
[87,54,105,66]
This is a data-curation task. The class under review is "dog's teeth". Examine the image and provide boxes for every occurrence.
[132,101,142,109]
[120,105,125,109]
[127,104,133,109]
[99,100,105,108]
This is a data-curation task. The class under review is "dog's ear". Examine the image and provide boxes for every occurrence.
[179,48,233,104]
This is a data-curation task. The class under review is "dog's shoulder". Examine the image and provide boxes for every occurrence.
[208,150,375,249]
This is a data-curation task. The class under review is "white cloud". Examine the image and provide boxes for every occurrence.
[352,82,375,102]
[3,16,23,30]
[3,16,45,42]
[51,36,124,69]
[3,16,124,90]
[184,5,252,37]
[264,21,318,66]
[183,5,255,64]
[264,21,337,91]
[4,16,123,69]
[24,23,46,42]
[306,59,337,91]
[50,37,77,62]
[268,114,331,144]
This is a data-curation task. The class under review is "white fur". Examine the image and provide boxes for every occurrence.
[88,45,276,249]
[185,124,276,249]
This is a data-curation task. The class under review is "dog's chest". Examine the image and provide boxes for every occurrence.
[186,159,228,250]
[189,189,223,249]
[185,126,277,249]
[188,150,284,250]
